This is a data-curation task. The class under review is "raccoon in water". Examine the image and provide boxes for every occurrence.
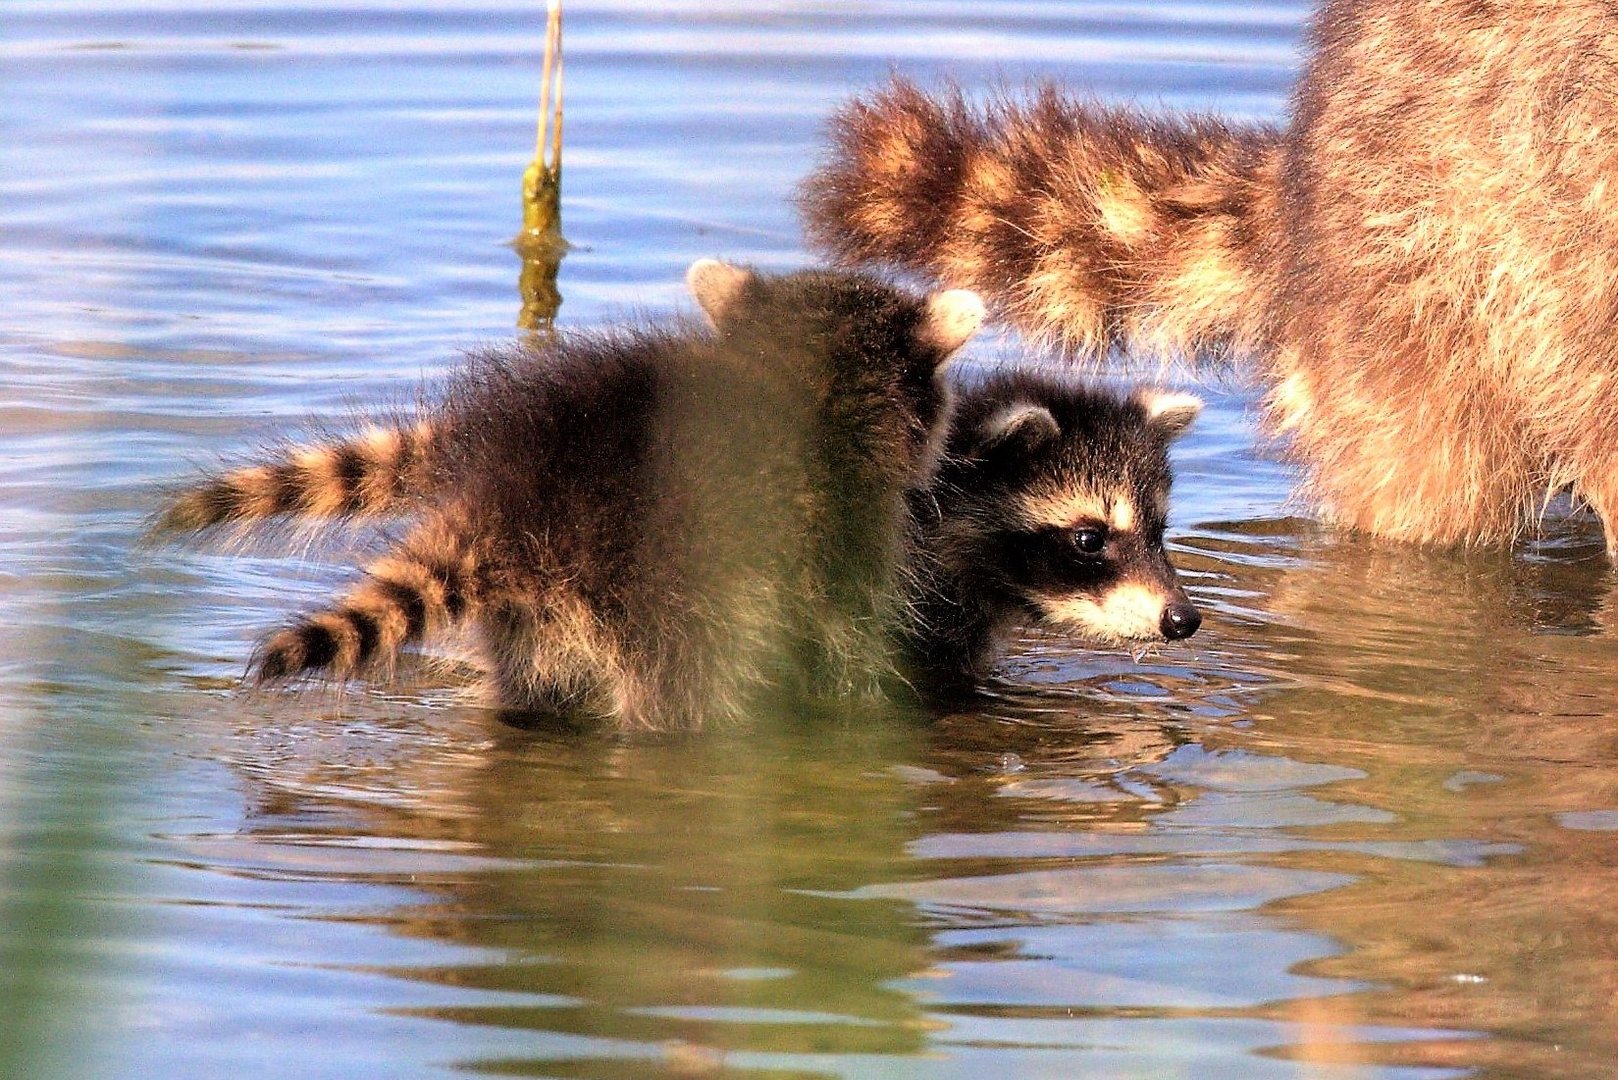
[155,261,984,729]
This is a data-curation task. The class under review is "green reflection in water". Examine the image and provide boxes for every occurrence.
[0,634,145,1080]
[94,514,1618,1078]
[228,704,936,1076]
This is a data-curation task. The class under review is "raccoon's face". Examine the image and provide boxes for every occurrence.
[950,382,1204,646]
[1010,493,1202,644]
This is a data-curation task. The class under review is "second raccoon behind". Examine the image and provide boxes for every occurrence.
[904,371,1203,694]
[802,0,1618,553]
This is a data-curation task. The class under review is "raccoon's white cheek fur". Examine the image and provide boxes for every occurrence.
[1035,583,1170,643]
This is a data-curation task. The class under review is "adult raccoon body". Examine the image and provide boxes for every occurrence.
[155,262,985,729]
[802,0,1618,551]
[901,371,1203,693]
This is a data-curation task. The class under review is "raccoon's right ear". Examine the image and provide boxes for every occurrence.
[975,402,1060,457]
[687,259,756,327]
[917,290,986,358]
[1134,389,1203,442]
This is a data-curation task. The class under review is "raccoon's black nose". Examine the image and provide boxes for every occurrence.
[1160,602,1201,641]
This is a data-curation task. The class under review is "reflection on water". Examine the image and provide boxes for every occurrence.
[516,237,567,331]
[5,1,1618,1078]
[226,715,934,1076]
[1196,523,1618,1078]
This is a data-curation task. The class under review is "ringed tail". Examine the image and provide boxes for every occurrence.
[153,419,442,536]
[800,77,1284,362]
[251,518,481,685]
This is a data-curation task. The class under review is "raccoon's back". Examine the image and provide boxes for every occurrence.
[443,328,820,608]
[444,333,668,559]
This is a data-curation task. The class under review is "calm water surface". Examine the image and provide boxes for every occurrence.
[4,2,1618,1078]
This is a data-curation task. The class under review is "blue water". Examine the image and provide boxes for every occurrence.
[4,2,1617,1078]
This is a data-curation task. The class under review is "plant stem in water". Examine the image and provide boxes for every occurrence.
[518,0,566,330]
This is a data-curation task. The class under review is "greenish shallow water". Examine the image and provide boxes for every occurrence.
[4,2,1618,1078]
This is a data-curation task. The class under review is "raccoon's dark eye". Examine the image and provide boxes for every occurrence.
[1072,526,1107,554]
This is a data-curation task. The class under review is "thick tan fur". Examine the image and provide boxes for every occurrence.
[802,1,1618,551]
[803,79,1282,362]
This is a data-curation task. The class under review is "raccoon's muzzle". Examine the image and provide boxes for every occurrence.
[1160,600,1201,640]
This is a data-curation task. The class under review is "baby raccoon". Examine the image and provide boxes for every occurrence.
[902,371,1203,692]
[155,261,985,729]
[803,0,1618,552]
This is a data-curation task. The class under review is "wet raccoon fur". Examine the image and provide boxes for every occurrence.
[902,372,1203,692]
[802,0,1618,552]
[154,261,985,729]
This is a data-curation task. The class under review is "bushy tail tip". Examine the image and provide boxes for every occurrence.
[152,421,439,541]
[248,541,477,688]
[801,76,1284,363]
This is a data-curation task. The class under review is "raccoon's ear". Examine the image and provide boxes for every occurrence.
[1135,389,1203,442]
[917,290,986,357]
[977,402,1060,456]
[687,259,756,327]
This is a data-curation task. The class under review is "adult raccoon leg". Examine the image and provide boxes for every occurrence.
[252,516,480,685]
[1565,450,1618,555]
[1268,359,1537,546]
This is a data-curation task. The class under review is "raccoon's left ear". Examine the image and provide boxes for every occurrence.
[917,290,986,357]
[687,259,756,327]
[977,402,1060,456]
[1135,389,1203,442]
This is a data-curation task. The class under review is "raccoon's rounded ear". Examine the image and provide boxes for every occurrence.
[687,259,756,326]
[978,402,1060,456]
[1135,389,1203,442]
[918,289,986,357]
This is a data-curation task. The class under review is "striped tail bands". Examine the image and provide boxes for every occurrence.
[153,420,441,537]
